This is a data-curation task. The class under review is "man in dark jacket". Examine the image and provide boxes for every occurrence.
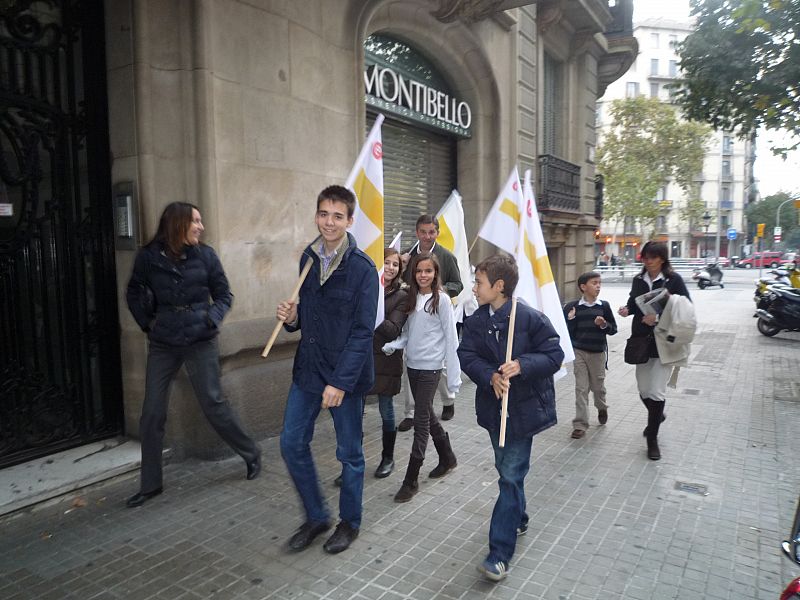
[276,185,378,555]
[458,255,563,582]
[398,214,463,427]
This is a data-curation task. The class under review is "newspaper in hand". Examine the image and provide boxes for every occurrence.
[635,288,669,316]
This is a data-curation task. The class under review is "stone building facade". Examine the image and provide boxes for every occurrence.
[0,0,633,467]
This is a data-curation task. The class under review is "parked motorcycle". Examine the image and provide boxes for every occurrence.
[754,265,800,313]
[780,497,800,599]
[755,286,800,336]
[692,262,724,289]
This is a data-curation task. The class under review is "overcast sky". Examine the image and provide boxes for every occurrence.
[632,0,799,198]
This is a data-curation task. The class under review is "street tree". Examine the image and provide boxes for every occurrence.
[675,0,800,154]
[597,96,711,240]
[745,191,800,248]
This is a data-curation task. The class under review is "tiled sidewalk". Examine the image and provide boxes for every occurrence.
[1,280,798,600]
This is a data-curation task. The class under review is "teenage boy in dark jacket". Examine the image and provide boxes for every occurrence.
[458,255,563,582]
[276,185,378,555]
[563,271,617,439]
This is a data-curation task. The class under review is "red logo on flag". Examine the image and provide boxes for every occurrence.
[380,271,385,286]
[512,181,519,191]
[527,199,532,217]
[372,142,383,160]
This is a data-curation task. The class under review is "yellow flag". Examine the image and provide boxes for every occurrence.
[346,114,385,328]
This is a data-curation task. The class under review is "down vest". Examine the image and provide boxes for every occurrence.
[126,242,232,346]
[458,300,564,440]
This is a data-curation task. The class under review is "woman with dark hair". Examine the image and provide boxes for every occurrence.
[366,247,409,478]
[617,241,690,460]
[125,202,261,507]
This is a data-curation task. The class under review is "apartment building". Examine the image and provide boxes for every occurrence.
[596,18,756,261]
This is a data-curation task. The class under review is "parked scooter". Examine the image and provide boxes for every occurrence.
[754,265,800,312]
[755,286,800,336]
[780,497,800,599]
[692,262,724,289]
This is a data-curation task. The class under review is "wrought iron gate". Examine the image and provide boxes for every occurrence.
[0,0,122,468]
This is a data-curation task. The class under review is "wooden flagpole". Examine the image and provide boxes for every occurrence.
[261,260,313,358]
[499,296,518,447]
[466,233,479,258]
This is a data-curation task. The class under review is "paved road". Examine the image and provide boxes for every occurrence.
[1,276,799,600]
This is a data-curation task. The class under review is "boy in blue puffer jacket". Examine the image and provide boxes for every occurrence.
[458,255,563,582]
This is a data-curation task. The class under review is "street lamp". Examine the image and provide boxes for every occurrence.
[702,210,712,263]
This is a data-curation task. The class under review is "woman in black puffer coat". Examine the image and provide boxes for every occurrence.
[368,247,409,478]
[125,202,261,508]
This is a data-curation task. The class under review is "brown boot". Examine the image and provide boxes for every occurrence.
[429,432,457,478]
[394,457,423,503]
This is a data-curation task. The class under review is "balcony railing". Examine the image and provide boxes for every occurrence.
[537,154,581,213]
[720,200,734,210]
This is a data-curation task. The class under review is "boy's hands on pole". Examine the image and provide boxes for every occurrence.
[277,300,297,325]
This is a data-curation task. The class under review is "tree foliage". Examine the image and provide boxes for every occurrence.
[675,0,800,153]
[745,191,800,248]
[597,97,711,236]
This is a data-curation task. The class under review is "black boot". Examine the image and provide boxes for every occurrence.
[642,397,666,436]
[429,432,457,478]
[645,399,664,460]
[394,457,423,502]
[375,430,397,478]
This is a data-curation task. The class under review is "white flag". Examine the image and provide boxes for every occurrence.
[476,168,523,255]
[520,170,575,379]
[436,190,477,321]
[388,231,402,252]
[345,113,385,328]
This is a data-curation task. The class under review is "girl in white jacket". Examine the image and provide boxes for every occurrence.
[384,252,461,503]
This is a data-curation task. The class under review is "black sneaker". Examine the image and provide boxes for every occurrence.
[441,405,454,421]
[397,418,413,432]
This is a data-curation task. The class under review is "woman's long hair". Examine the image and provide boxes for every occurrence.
[383,247,403,294]
[148,202,198,258]
[639,241,675,277]
[406,252,441,315]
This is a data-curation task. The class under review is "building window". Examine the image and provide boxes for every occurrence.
[669,34,678,48]
[722,186,731,202]
[650,58,659,76]
[655,186,667,201]
[723,135,733,153]
[626,82,640,98]
[656,215,667,231]
[721,215,729,228]
[669,60,677,77]
[651,32,659,48]
[722,159,731,176]
[650,83,659,98]
[542,52,564,157]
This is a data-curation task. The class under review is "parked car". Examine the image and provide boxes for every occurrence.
[737,251,784,269]
[781,251,797,267]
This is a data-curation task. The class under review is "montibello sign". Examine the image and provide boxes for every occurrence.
[364,64,472,137]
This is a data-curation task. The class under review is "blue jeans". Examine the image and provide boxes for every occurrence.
[377,394,395,431]
[487,430,533,564]
[280,383,365,529]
